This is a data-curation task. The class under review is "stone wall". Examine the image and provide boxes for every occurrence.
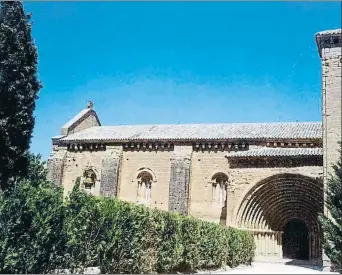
[168,145,192,215]
[60,148,108,196]
[61,109,100,136]
[316,28,342,271]
[321,46,342,193]
[55,144,323,223]
[100,146,122,197]
[190,150,229,223]
[46,149,67,187]
[118,149,173,211]
[68,112,99,135]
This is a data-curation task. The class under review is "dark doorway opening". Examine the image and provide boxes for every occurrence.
[282,219,309,260]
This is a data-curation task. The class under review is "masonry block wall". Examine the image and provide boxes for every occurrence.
[119,149,173,211]
[100,145,122,197]
[169,145,192,215]
[190,150,229,223]
[315,28,341,271]
[316,30,342,194]
[59,149,107,196]
[61,109,100,136]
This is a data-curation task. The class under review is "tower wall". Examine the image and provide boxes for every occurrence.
[316,30,342,200]
[316,29,342,271]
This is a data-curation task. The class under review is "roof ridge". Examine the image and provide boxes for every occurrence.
[93,121,322,128]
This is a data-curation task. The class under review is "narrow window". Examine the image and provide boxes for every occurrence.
[137,171,153,204]
[211,173,228,207]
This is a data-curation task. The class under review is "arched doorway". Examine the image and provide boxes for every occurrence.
[235,173,323,261]
[282,219,309,260]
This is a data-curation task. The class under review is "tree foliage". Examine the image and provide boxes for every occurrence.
[319,142,342,273]
[0,154,65,274]
[0,1,42,191]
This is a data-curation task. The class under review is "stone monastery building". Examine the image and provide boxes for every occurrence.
[47,29,341,264]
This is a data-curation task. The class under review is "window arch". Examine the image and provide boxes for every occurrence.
[137,171,154,203]
[211,173,228,207]
[82,168,97,193]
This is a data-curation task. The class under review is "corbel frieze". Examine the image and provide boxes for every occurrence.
[67,143,107,152]
[193,142,249,152]
[123,142,174,152]
[265,141,322,148]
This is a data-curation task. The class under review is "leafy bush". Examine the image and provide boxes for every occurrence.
[153,210,183,273]
[59,184,255,273]
[61,178,105,272]
[0,155,65,274]
[0,160,255,274]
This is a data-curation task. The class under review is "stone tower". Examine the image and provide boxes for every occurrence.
[315,29,342,270]
[316,29,341,190]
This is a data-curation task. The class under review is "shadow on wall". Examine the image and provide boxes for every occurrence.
[219,204,227,226]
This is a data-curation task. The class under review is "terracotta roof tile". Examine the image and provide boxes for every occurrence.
[59,121,322,142]
[226,147,323,158]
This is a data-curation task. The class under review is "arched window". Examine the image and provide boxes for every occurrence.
[211,173,228,207]
[137,171,153,203]
[82,169,96,193]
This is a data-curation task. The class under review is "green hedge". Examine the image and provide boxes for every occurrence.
[0,176,255,274]
[62,179,256,273]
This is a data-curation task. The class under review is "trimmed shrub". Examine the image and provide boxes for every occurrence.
[0,174,255,274]
[178,216,202,271]
[61,184,255,273]
[153,210,183,273]
[226,227,255,268]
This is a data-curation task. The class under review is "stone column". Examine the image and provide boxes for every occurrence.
[168,145,192,215]
[100,146,122,197]
[316,29,342,272]
[47,148,67,187]
[278,233,282,259]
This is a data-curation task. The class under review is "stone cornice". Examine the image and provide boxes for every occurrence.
[315,29,342,58]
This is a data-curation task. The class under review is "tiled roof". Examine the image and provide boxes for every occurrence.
[316,29,341,36]
[226,147,323,158]
[52,135,66,139]
[59,121,322,142]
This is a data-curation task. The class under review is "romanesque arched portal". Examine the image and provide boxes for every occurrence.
[235,173,324,261]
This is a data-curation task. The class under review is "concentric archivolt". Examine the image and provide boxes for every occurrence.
[236,173,324,232]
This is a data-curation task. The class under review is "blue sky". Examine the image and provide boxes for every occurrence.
[24,2,341,160]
